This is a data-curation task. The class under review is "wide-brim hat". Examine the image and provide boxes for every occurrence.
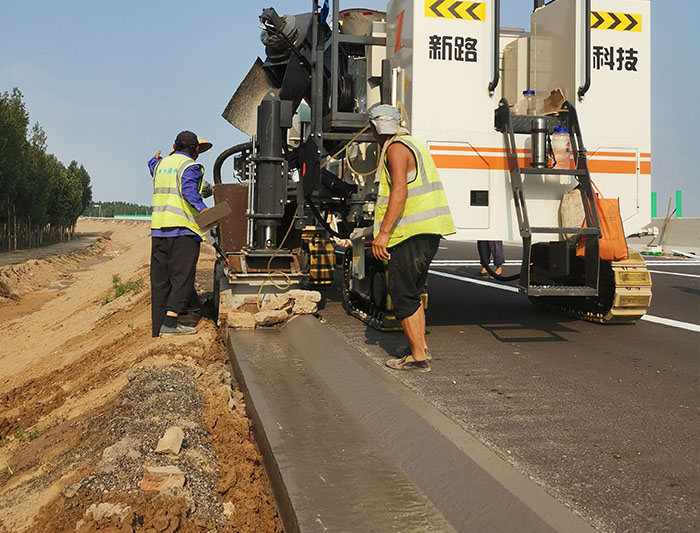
[170,137,213,155]
[196,138,212,154]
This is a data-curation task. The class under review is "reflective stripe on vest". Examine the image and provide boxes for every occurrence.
[373,135,455,247]
[151,153,205,238]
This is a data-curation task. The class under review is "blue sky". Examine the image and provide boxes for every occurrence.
[1,0,697,216]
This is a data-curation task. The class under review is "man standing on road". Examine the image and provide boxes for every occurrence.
[368,104,456,372]
[148,130,212,337]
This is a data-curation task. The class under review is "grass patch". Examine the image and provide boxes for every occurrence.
[16,425,40,442]
[102,274,144,305]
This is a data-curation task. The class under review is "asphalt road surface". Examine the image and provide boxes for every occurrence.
[321,241,699,532]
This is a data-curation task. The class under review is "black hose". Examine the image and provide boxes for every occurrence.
[304,195,347,239]
[483,263,520,282]
[213,142,253,184]
[578,0,591,100]
[488,0,500,94]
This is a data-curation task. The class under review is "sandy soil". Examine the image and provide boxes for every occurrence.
[0,219,283,532]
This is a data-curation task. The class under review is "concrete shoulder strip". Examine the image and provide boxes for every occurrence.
[228,316,596,533]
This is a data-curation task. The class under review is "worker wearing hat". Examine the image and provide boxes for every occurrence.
[147,130,213,337]
[368,104,455,372]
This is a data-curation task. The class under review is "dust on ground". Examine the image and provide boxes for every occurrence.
[0,219,283,532]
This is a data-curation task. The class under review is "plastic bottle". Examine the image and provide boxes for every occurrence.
[524,90,536,115]
[551,125,572,169]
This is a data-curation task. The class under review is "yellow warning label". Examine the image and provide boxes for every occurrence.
[425,0,485,22]
[591,11,642,32]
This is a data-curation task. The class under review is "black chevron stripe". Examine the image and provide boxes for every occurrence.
[465,2,479,20]
[591,11,604,29]
[448,1,463,19]
[430,0,445,17]
[608,12,621,30]
[624,13,638,31]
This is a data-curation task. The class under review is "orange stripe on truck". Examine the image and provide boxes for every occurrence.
[430,148,649,175]
[587,160,637,174]
[431,154,528,170]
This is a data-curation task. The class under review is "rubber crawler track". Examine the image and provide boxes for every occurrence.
[530,249,653,323]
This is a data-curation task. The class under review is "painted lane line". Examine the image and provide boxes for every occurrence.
[433,259,700,270]
[430,269,700,333]
[432,260,522,265]
[640,315,700,333]
[644,261,700,266]
[648,270,700,279]
[429,269,520,293]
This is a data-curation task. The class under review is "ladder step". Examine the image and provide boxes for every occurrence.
[527,285,597,297]
[520,168,588,176]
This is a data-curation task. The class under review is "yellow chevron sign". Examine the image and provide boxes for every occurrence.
[591,11,642,32]
[425,0,485,22]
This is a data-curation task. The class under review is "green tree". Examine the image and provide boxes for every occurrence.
[0,87,93,249]
[68,161,92,214]
[0,88,30,250]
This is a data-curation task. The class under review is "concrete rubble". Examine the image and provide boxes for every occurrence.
[155,426,185,455]
[220,289,322,328]
[139,465,186,492]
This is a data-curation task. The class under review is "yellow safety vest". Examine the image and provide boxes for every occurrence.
[374,135,456,247]
[151,153,205,239]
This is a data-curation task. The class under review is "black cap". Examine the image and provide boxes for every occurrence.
[174,130,198,149]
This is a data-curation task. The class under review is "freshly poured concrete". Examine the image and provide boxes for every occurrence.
[228,316,596,532]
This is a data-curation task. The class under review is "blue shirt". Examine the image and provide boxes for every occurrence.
[148,151,207,239]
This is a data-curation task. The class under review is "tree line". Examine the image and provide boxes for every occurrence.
[82,201,152,218]
[0,88,93,251]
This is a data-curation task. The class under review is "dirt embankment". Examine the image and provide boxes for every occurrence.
[0,219,283,532]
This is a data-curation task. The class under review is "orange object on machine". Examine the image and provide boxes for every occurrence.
[576,182,628,262]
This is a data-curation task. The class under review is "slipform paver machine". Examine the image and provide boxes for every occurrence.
[212,0,653,329]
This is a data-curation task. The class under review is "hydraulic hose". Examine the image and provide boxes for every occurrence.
[483,264,520,282]
[213,142,253,184]
[304,195,347,239]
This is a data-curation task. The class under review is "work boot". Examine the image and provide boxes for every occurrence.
[396,345,432,361]
[159,324,197,336]
[386,356,431,373]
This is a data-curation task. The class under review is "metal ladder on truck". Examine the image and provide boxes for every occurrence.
[495,99,602,300]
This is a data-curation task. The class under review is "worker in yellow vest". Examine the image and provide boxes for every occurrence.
[369,104,456,372]
[148,131,212,337]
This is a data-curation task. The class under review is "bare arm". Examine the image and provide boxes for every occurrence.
[372,142,412,260]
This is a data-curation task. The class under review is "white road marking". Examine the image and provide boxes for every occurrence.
[431,260,521,266]
[433,259,700,266]
[429,269,700,333]
[640,315,700,333]
[647,270,700,279]
[429,269,519,293]
[644,261,700,266]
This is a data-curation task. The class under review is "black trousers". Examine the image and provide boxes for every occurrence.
[150,236,200,337]
[387,234,440,320]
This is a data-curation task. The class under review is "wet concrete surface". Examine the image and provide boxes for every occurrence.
[317,241,699,532]
[228,317,596,532]
[228,324,455,532]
